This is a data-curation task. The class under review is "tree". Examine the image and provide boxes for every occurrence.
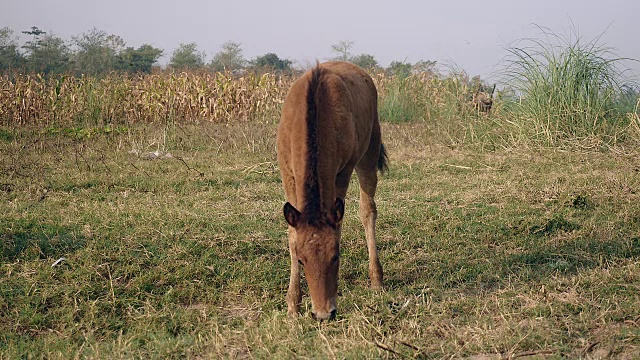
[412,60,437,75]
[0,27,17,49]
[72,28,122,76]
[115,44,163,74]
[209,41,245,72]
[329,41,379,70]
[0,27,25,72]
[20,26,45,58]
[105,34,125,55]
[21,26,45,45]
[169,43,206,70]
[251,53,292,71]
[331,40,354,61]
[387,61,412,78]
[22,29,71,75]
[349,53,379,70]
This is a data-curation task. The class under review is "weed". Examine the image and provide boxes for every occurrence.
[571,194,594,210]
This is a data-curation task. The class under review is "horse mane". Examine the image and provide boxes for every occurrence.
[302,64,324,225]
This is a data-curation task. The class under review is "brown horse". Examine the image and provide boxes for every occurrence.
[277,61,387,321]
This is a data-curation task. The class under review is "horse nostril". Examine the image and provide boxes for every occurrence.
[311,310,336,322]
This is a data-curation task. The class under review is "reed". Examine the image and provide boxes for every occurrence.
[502,27,638,145]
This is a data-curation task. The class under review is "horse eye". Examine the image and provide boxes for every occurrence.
[331,254,339,262]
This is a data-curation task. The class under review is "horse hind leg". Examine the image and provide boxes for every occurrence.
[356,165,383,290]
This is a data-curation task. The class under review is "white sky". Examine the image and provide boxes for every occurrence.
[2,0,639,81]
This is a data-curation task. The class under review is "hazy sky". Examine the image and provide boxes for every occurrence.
[2,0,639,81]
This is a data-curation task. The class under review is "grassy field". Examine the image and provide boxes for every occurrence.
[1,119,639,359]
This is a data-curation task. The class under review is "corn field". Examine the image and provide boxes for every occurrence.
[0,70,481,127]
[0,72,293,126]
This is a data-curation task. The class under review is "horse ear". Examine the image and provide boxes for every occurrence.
[331,198,345,224]
[283,202,301,228]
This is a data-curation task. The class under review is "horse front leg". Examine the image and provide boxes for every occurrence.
[286,227,302,316]
[358,172,383,290]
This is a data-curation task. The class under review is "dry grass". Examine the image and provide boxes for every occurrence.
[1,120,639,358]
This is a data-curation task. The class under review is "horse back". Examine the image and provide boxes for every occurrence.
[277,61,379,210]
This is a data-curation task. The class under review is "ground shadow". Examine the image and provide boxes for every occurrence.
[383,232,640,291]
[0,218,87,261]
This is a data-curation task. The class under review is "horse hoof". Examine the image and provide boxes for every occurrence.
[371,282,383,291]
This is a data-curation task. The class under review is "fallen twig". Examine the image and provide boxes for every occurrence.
[175,156,205,177]
[128,161,151,178]
[375,340,407,358]
[442,163,473,170]
[509,349,555,359]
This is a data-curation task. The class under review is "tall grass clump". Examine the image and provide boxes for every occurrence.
[503,26,638,145]
[374,69,513,148]
[377,74,423,123]
[375,72,443,123]
[374,71,482,123]
[628,98,640,139]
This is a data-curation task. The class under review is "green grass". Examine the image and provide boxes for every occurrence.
[378,76,427,123]
[1,122,640,358]
[503,26,638,145]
